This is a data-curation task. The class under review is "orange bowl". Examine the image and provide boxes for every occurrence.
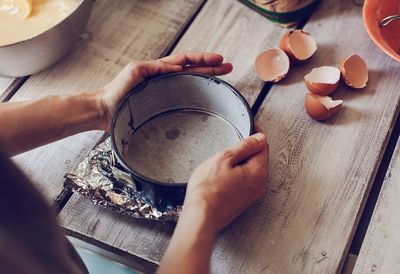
[363,0,400,62]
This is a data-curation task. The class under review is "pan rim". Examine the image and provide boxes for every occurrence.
[110,72,255,187]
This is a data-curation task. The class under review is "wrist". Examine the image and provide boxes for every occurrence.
[180,198,218,239]
[159,199,216,274]
[171,204,216,256]
[183,184,225,235]
[65,91,108,132]
[82,90,109,131]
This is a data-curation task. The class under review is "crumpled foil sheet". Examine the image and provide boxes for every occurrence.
[64,137,181,222]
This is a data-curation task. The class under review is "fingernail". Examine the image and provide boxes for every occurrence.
[253,133,267,144]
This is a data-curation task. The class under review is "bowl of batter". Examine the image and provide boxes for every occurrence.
[0,0,92,77]
[111,73,254,210]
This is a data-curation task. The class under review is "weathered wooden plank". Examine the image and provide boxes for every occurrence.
[172,0,287,105]
[62,195,174,273]
[61,0,400,273]
[252,0,400,273]
[353,137,400,274]
[10,0,205,202]
[60,0,290,271]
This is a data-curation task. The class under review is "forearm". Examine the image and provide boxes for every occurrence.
[0,92,105,156]
[157,204,216,274]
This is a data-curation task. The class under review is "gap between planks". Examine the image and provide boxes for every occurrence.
[5,0,210,217]
[0,76,29,102]
[250,10,314,115]
[59,0,298,272]
[161,0,208,57]
[252,0,400,272]
[52,0,210,213]
[55,0,297,212]
[251,2,400,272]
[11,0,393,271]
[58,1,322,272]
[349,94,400,255]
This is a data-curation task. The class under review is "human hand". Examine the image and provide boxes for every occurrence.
[158,131,267,274]
[183,129,269,234]
[96,52,233,130]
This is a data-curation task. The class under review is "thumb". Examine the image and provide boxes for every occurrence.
[228,133,267,166]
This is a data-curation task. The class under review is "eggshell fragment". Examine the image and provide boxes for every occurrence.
[255,48,290,82]
[305,93,343,121]
[304,66,341,96]
[279,30,318,63]
[339,54,368,89]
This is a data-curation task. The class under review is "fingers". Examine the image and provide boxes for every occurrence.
[134,60,183,79]
[119,52,231,87]
[160,52,224,67]
[160,52,233,76]
[242,126,269,179]
[243,143,269,176]
[183,63,233,76]
[224,132,268,166]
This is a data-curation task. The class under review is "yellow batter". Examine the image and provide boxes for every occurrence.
[0,0,81,46]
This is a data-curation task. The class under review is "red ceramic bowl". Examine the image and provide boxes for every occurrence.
[363,0,400,62]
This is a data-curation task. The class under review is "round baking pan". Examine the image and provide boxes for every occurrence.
[111,73,254,210]
[0,0,92,77]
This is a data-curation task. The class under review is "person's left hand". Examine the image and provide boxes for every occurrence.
[96,52,233,131]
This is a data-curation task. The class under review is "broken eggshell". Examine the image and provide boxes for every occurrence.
[304,66,341,96]
[305,93,343,121]
[255,48,290,82]
[339,54,368,89]
[279,30,318,63]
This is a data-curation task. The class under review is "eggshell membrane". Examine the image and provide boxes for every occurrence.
[255,48,290,82]
[304,66,341,95]
[305,93,343,121]
[279,30,317,62]
[339,54,368,89]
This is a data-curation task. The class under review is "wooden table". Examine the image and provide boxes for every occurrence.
[4,0,400,273]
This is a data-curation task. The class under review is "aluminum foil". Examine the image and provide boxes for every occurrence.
[64,136,181,222]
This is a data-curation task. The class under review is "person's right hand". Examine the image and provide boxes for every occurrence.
[183,129,269,233]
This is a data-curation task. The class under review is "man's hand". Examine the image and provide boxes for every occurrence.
[97,52,233,130]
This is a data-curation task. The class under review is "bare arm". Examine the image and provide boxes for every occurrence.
[0,92,104,156]
[0,52,268,273]
[159,205,216,274]
[0,52,232,156]
[158,132,269,274]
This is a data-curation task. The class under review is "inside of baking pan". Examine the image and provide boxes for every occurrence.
[113,74,252,184]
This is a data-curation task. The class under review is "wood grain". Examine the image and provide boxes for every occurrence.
[61,0,400,273]
[10,0,205,202]
[172,0,287,105]
[60,0,290,271]
[353,138,400,274]
[253,0,400,273]
[62,195,175,273]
